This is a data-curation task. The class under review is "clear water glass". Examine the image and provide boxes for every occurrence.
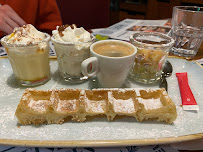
[170,6,203,58]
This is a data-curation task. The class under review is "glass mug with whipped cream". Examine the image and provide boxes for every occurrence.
[1,24,51,86]
[51,24,95,83]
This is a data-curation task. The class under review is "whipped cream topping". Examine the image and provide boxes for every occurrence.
[7,24,45,44]
[52,24,91,43]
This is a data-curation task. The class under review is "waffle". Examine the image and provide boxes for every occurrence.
[135,89,177,124]
[15,88,177,125]
[107,89,138,121]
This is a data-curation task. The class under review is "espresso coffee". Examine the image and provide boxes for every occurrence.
[93,42,134,57]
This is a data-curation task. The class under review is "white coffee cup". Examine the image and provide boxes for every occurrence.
[81,40,137,88]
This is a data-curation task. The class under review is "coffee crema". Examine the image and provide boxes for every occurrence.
[93,42,134,57]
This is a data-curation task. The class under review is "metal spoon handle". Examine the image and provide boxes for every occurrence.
[159,76,168,92]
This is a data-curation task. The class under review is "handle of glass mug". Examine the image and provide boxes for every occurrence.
[81,57,98,77]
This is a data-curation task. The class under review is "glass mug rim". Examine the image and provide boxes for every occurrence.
[1,33,50,47]
[130,31,174,48]
[174,6,203,13]
[90,39,137,59]
[51,34,95,46]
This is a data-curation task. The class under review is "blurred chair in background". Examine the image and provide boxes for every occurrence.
[56,0,110,30]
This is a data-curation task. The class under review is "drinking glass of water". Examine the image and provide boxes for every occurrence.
[170,6,203,58]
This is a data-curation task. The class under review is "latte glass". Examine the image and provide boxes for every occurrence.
[129,32,174,84]
[51,35,95,83]
[1,34,51,86]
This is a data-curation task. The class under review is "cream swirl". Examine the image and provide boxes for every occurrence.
[52,24,91,43]
[7,24,45,44]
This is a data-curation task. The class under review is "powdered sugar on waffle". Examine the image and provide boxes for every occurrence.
[28,99,49,112]
[85,98,106,113]
[138,98,163,110]
[56,99,77,112]
[108,91,135,113]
